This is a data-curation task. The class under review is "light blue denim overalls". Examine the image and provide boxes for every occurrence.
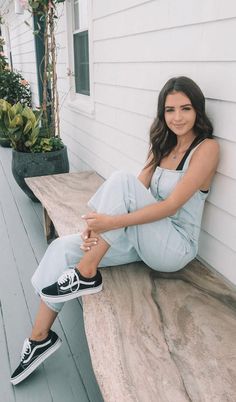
[32,144,208,312]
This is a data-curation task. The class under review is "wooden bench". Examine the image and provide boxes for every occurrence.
[26,172,236,402]
[26,171,104,242]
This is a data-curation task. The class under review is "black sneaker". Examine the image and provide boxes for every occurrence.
[10,330,62,385]
[40,268,103,303]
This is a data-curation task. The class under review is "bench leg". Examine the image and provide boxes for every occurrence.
[43,208,56,243]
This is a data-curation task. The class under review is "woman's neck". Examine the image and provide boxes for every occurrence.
[175,133,196,151]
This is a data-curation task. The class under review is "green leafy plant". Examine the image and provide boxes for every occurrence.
[0,99,63,152]
[0,35,31,106]
[0,98,10,134]
[0,69,32,107]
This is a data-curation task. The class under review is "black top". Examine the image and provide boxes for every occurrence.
[176,136,203,170]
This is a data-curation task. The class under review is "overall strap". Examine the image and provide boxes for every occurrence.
[176,136,200,170]
[182,138,208,170]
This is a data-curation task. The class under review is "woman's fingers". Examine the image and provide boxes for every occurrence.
[80,237,98,252]
[81,227,91,240]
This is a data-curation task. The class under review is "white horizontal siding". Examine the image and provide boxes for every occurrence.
[94,20,236,63]
[95,103,152,142]
[61,106,144,175]
[208,173,236,217]
[94,83,157,117]
[217,139,236,180]
[199,231,236,285]
[206,100,236,143]
[94,62,236,104]
[94,0,236,40]
[2,3,39,106]
[202,203,236,253]
[93,0,150,19]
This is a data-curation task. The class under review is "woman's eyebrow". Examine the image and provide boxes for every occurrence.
[164,103,192,109]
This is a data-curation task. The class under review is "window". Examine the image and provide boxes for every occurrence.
[72,0,90,96]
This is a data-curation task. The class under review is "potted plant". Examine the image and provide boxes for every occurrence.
[0,100,68,200]
[0,98,11,147]
[0,36,32,146]
[4,0,69,200]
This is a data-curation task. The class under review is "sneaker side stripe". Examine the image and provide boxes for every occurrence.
[60,279,96,291]
[23,339,51,364]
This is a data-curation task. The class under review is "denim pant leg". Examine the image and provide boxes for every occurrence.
[88,171,194,271]
[31,231,141,313]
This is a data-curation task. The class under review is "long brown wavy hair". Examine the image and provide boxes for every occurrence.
[147,76,213,169]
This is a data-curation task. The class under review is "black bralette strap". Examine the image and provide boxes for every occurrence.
[176,136,204,171]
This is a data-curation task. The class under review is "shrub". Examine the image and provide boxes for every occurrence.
[0,69,32,107]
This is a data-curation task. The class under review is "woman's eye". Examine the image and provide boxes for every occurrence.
[182,107,192,111]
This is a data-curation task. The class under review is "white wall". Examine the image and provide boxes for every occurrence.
[1,0,236,285]
[61,0,236,284]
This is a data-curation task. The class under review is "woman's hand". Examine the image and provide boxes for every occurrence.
[80,227,98,252]
[81,212,115,234]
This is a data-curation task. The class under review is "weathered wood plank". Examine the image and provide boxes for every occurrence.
[26,171,104,238]
[83,261,236,402]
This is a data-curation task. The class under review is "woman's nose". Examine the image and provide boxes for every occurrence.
[173,110,183,121]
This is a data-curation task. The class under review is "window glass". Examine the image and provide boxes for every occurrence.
[72,0,90,96]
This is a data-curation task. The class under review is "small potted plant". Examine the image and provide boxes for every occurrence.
[0,99,68,200]
[0,36,32,146]
[1,0,69,200]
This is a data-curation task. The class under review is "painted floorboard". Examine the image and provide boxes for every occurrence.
[0,193,52,402]
[0,148,46,263]
[0,147,102,402]
[0,278,16,402]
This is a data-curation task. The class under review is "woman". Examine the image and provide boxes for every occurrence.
[11,76,219,385]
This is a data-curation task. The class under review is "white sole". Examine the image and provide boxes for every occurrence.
[40,283,103,303]
[11,338,62,385]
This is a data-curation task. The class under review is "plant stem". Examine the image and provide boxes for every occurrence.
[43,5,49,128]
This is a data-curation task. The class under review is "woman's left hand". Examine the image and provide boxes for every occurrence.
[81,212,115,234]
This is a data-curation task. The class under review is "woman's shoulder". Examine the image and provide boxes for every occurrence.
[191,137,220,165]
[196,138,219,154]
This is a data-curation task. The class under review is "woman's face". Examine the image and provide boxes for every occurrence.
[164,91,197,138]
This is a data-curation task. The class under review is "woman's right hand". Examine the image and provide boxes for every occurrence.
[80,227,98,252]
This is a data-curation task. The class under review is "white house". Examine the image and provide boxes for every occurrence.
[1,0,236,284]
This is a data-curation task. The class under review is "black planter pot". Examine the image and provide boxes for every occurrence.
[12,146,69,201]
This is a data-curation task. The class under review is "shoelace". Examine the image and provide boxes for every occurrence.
[58,269,80,292]
[21,338,32,361]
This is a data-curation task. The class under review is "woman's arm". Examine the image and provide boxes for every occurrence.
[83,140,219,233]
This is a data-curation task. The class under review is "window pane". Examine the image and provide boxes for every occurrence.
[73,31,90,95]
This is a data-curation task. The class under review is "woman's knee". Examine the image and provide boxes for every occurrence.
[49,234,82,253]
[109,170,136,188]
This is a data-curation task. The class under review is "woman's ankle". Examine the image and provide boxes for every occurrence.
[30,329,49,342]
[75,264,97,278]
